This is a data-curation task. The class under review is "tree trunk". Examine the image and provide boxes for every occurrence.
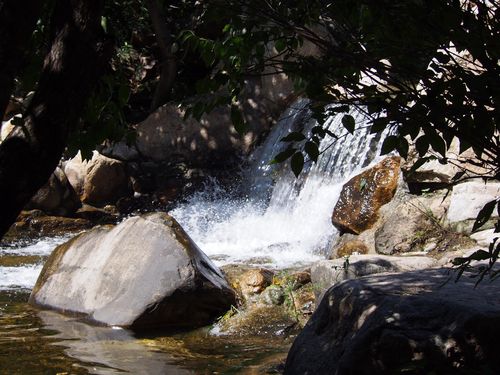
[145,0,177,112]
[0,0,111,238]
[0,0,42,120]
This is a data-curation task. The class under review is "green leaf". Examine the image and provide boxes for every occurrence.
[408,156,434,174]
[270,147,295,164]
[342,114,355,134]
[118,84,130,106]
[427,131,447,156]
[415,136,429,157]
[396,137,409,158]
[472,199,498,232]
[380,135,398,155]
[280,132,306,142]
[304,141,319,162]
[370,117,388,134]
[311,126,326,137]
[231,105,246,135]
[468,249,492,261]
[291,152,304,177]
[275,39,286,53]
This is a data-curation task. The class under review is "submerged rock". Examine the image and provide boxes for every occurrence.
[285,268,500,374]
[332,156,401,235]
[29,212,236,330]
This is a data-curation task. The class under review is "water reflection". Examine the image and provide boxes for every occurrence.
[38,311,193,374]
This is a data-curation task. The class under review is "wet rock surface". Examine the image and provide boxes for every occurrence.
[285,268,500,375]
[29,212,236,330]
[4,210,94,241]
[332,156,401,235]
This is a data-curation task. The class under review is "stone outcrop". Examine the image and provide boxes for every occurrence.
[335,239,369,258]
[447,181,500,233]
[332,156,401,234]
[403,138,491,191]
[63,151,88,196]
[5,210,93,240]
[311,255,437,300]
[29,212,236,330]
[238,268,274,300]
[285,268,500,374]
[26,167,81,216]
[374,197,434,255]
[81,152,129,206]
[135,103,268,166]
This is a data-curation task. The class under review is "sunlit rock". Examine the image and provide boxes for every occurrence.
[63,150,88,196]
[81,152,129,206]
[374,196,435,255]
[447,181,500,233]
[332,156,401,234]
[311,255,437,300]
[136,103,267,166]
[334,239,369,258]
[238,268,274,300]
[29,212,236,330]
[286,268,500,374]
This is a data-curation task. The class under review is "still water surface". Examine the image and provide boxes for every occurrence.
[0,238,290,374]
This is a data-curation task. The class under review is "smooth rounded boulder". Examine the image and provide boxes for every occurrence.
[29,212,236,330]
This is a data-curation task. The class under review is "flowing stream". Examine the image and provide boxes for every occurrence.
[0,100,388,373]
[171,100,387,268]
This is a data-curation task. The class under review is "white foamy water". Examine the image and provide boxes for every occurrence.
[172,101,390,268]
[172,181,341,268]
[0,265,45,291]
[0,236,68,256]
[0,236,69,291]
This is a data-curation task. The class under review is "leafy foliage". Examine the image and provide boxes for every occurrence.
[181,0,499,180]
[452,198,500,285]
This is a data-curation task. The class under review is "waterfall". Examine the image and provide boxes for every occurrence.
[171,100,388,268]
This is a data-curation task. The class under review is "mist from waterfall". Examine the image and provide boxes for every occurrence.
[171,100,388,268]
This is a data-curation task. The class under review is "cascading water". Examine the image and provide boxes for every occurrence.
[171,100,389,268]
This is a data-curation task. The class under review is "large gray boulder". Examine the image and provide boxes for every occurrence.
[285,269,500,374]
[29,212,236,330]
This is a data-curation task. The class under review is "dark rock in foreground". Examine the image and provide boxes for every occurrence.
[285,268,500,374]
[29,212,236,330]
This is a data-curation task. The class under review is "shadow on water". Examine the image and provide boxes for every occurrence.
[0,290,291,374]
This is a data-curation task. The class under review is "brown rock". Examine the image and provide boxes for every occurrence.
[26,167,81,216]
[82,153,129,206]
[335,239,369,258]
[63,151,88,196]
[332,156,401,234]
[239,269,274,298]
